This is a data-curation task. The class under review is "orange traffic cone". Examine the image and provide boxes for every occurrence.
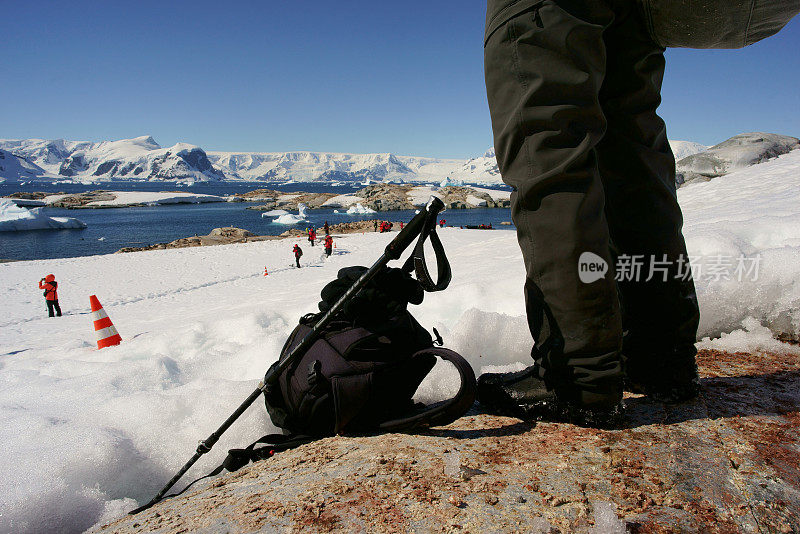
[263,266,269,276]
[90,295,122,349]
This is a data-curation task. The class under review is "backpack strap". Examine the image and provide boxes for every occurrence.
[378,347,475,432]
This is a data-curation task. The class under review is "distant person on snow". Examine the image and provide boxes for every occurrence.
[479,0,800,424]
[308,228,316,246]
[293,244,303,268]
[373,220,379,232]
[39,274,61,317]
[324,221,330,235]
[439,219,446,228]
[324,234,333,257]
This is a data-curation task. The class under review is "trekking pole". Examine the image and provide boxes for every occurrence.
[131,197,446,514]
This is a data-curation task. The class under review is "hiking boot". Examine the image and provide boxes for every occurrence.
[625,376,700,403]
[477,365,624,428]
[624,355,700,403]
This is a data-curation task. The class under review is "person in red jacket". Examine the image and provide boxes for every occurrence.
[324,234,333,257]
[39,274,62,317]
[308,228,316,246]
[293,244,303,268]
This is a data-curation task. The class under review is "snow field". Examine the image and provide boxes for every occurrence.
[679,149,800,339]
[81,191,226,207]
[0,229,529,533]
[1,149,800,532]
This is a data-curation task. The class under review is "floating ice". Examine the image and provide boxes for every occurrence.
[0,198,86,232]
[261,209,289,218]
[439,177,464,187]
[272,204,308,224]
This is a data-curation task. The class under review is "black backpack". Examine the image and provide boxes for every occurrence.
[217,266,476,473]
[128,198,470,513]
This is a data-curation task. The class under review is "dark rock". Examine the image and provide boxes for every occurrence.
[94,160,120,176]
[59,154,87,176]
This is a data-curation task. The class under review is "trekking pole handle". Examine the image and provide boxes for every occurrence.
[385,196,445,260]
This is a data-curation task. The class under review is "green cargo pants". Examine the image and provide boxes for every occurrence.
[484,0,798,404]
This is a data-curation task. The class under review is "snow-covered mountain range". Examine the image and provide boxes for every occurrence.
[0,136,224,183]
[1,134,787,186]
[0,148,47,180]
[669,140,709,161]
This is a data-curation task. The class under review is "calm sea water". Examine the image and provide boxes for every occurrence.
[0,181,514,261]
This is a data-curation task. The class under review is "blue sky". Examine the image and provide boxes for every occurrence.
[1,1,798,158]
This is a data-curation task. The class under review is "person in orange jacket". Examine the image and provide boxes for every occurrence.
[39,274,62,317]
[324,234,333,257]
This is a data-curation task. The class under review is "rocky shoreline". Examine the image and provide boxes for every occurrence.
[5,184,511,212]
[114,221,401,254]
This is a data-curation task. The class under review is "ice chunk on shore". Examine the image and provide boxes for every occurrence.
[346,203,376,214]
[0,198,86,232]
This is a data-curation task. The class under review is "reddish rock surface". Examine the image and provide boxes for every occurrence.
[94,349,800,533]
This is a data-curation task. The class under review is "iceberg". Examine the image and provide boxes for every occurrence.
[272,204,308,225]
[440,177,464,187]
[346,203,376,215]
[261,209,289,218]
[0,198,86,232]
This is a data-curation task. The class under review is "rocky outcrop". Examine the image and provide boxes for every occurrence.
[327,220,400,234]
[8,190,225,209]
[436,186,510,209]
[355,184,415,211]
[50,191,119,208]
[244,184,511,213]
[677,132,800,187]
[94,349,800,533]
[232,188,281,201]
[6,191,61,200]
[116,227,268,253]
[352,184,511,211]
[245,191,340,211]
